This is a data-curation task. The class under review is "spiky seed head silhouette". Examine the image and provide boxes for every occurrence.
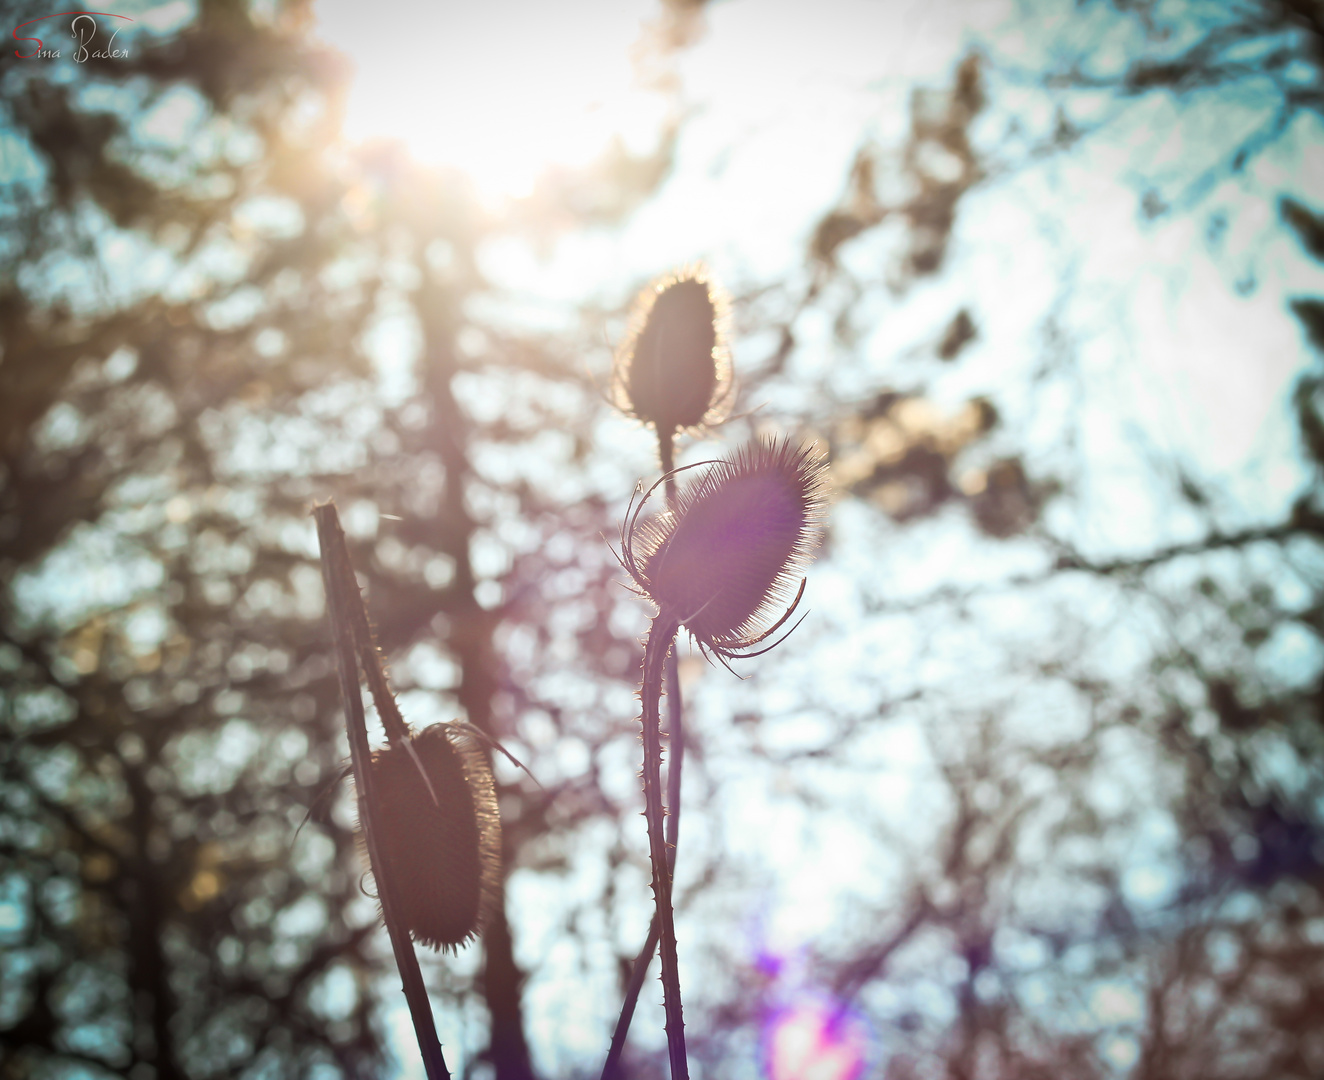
[368,722,501,950]
[621,438,827,661]
[613,266,734,435]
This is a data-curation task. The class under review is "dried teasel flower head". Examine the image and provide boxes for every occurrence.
[365,722,501,950]
[621,437,828,661]
[612,265,734,436]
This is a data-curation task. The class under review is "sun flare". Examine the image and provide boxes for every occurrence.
[313,0,669,201]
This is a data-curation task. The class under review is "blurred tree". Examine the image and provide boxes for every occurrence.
[0,0,596,1075]
[654,2,1324,1078]
[3,2,1323,1080]
[0,1,391,1075]
[0,0,687,1074]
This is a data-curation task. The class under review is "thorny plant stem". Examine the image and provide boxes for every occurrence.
[665,662,685,857]
[314,503,451,1080]
[640,610,688,1079]
[602,656,684,1080]
[661,434,686,893]
[603,916,660,1080]
[601,430,690,1080]
[659,428,685,910]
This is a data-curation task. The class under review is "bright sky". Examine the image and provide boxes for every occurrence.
[315,0,1318,522]
[312,0,668,201]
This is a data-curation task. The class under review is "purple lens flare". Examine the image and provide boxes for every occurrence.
[761,993,870,1080]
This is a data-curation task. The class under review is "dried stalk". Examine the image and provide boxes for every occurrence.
[314,502,451,1080]
[607,437,824,1077]
[602,432,689,1080]
[600,668,681,1080]
[638,609,688,1080]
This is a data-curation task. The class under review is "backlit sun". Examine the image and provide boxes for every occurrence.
[313,0,671,202]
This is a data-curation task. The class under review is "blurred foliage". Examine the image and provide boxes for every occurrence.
[1,1,1323,1079]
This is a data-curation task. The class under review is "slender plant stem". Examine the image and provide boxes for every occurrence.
[664,659,684,870]
[601,429,690,1080]
[657,426,675,483]
[660,433,685,892]
[342,572,410,746]
[602,921,659,1080]
[334,547,442,808]
[639,610,688,1079]
[314,503,451,1080]
[601,664,682,1080]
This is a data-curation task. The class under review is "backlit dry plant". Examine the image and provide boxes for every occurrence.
[313,269,825,1080]
[370,721,502,951]
[603,266,827,1080]
[314,505,505,1080]
[612,266,735,477]
[621,439,827,665]
[611,439,826,1080]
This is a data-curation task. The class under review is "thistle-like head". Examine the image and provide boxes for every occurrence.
[612,266,734,436]
[368,722,501,951]
[621,438,827,661]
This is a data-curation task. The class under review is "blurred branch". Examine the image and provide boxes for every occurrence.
[833,891,934,1001]
[870,517,1321,616]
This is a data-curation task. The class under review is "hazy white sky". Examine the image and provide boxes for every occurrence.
[313,0,667,199]
[314,0,1318,524]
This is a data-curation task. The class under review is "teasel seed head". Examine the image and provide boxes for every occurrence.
[366,722,501,951]
[622,437,828,660]
[612,266,734,436]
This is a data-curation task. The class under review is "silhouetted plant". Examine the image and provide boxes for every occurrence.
[622,440,827,663]
[608,437,827,1080]
[6,4,1323,1078]
[603,265,737,1079]
[317,503,506,1080]
[369,722,501,951]
[612,266,734,476]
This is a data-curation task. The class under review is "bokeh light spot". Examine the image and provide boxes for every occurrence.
[763,997,869,1080]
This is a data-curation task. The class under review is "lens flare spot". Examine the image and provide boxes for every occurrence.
[762,997,868,1080]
